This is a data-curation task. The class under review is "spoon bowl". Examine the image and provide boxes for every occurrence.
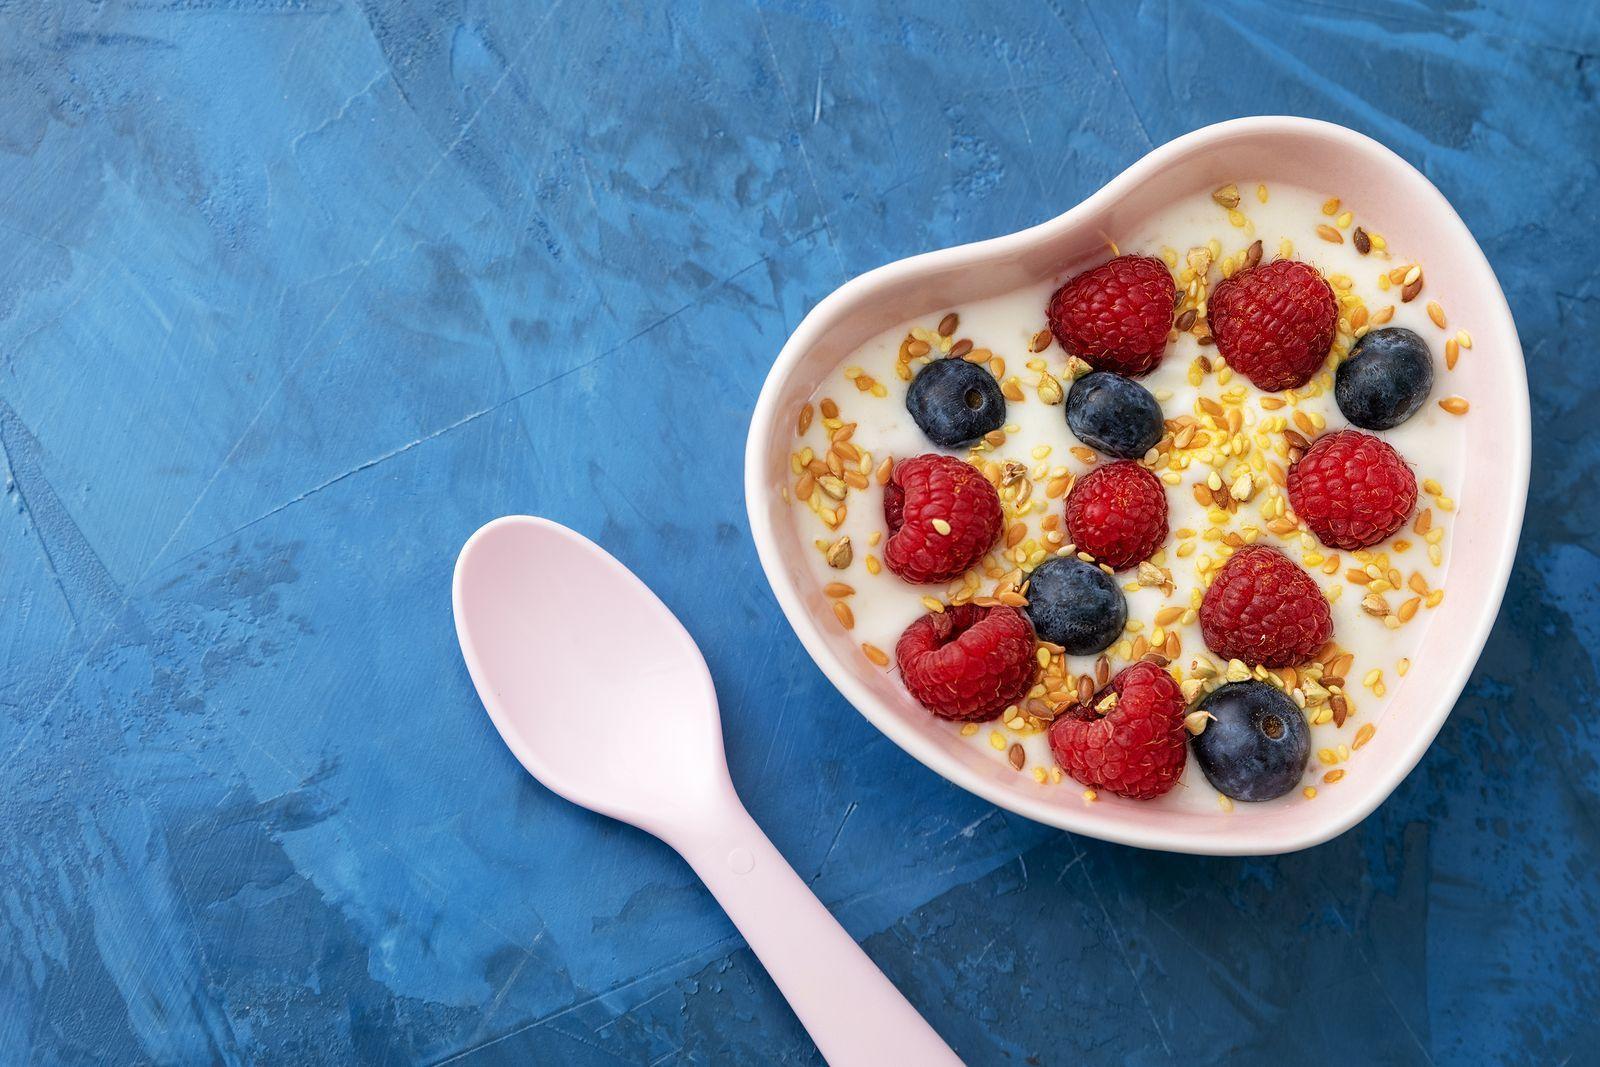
[453,515,730,833]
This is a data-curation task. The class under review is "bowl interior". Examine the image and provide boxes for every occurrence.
[746,118,1527,854]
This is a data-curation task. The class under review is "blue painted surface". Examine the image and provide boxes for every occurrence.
[0,1,1596,1063]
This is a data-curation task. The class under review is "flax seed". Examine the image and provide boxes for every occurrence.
[937,312,959,337]
[1316,224,1343,244]
[832,601,854,629]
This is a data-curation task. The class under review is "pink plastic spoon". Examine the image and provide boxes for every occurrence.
[452,515,960,1066]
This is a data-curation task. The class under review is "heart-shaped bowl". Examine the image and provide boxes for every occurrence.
[744,117,1527,855]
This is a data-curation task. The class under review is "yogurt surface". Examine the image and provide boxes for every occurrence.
[785,181,1468,812]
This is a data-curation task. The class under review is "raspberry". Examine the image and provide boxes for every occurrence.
[896,604,1037,722]
[1209,260,1337,392]
[1046,255,1176,377]
[1287,429,1418,550]
[1199,545,1333,667]
[883,454,1002,584]
[1063,461,1168,571]
[1047,660,1187,800]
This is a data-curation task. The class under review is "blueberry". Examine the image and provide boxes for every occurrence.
[905,358,1007,447]
[1023,556,1126,655]
[1065,371,1164,459]
[1190,681,1309,802]
[1335,327,1433,430]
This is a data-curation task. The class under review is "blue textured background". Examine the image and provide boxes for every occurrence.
[1,1,1596,1063]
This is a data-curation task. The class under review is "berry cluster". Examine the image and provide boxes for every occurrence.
[873,241,1434,804]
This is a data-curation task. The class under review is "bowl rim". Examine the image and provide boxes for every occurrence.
[742,116,1530,855]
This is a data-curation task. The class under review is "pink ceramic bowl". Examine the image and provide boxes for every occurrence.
[743,117,1528,855]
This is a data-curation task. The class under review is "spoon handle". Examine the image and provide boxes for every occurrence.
[673,798,961,1067]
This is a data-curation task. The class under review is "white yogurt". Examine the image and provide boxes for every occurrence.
[786,182,1466,811]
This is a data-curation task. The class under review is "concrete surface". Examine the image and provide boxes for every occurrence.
[0,1,1596,1063]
